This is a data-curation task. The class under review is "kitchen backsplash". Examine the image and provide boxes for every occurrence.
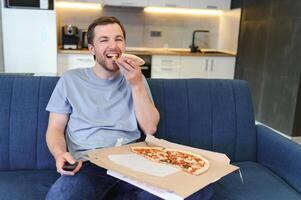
[56,6,221,49]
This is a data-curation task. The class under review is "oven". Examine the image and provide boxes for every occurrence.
[137,55,152,78]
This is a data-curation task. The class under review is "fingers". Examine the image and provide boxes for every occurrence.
[116,59,136,71]
[73,161,83,174]
[65,153,76,165]
[55,152,80,176]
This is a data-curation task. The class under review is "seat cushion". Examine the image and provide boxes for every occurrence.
[212,161,301,200]
[0,170,59,200]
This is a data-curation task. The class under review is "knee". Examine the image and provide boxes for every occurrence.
[46,174,96,200]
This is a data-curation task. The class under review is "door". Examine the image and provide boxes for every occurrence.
[207,57,235,79]
[180,56,207,78]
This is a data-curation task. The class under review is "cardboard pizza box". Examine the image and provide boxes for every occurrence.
[88,135,239,199]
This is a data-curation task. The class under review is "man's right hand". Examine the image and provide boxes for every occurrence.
[55,152,82,176]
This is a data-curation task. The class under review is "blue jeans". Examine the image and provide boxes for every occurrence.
[46,161,214,200]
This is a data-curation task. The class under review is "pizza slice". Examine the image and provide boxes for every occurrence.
[131,146,210,176]
[164,148,210,176]
[131,146,165,162]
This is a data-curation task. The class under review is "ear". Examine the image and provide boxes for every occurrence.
[88,44,95,55]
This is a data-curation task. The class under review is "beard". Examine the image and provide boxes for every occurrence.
[95,55,119,73]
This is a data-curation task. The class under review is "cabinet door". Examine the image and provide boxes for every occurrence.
[189,0,207,9]
[57,0,101,2]
[151,55,181,78]
[104,0,147,7]
[190,0,230,10]
[207,57,235,79]
[180,56,207,78]
[204,0,231,10]
[58,53,95,76]
[148,0,189,8]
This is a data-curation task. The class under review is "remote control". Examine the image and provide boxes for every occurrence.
[62,162,79,171]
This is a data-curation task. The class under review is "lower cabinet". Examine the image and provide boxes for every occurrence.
[152,55,236,79]
[151,55,181,78]
[58,53,95,76]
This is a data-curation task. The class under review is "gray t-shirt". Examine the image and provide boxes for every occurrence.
[46,67,153,161]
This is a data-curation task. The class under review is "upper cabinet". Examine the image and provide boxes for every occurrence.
[147,0,189,8]
[101,0,231,10]
[102,0,148,7]
[57,0,101,2]
[190,0,231,10]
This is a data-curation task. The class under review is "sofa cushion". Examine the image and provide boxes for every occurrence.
[147,79,257,162]
[0,170,59,200]
[212,161,301,200]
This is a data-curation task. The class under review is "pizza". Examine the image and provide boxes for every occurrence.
[131,146,209,176]
[112,53,145,65]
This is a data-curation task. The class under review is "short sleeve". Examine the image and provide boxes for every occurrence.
[142,75,154,103]
[46,77,72,114]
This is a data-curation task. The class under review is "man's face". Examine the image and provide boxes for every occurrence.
[89,23,125,73]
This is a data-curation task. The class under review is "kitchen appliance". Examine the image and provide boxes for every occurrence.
[5,0,53,10]
[138,55,151,78]
[1,1,57,74]
[81,29,88,49]
[62,25,79,50]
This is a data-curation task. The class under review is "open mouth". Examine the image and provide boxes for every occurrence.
[105,53,120,59]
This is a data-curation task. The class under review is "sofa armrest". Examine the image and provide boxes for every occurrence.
[257,124,301,193]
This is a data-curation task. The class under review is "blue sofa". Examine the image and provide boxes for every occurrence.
[0,75,301,200]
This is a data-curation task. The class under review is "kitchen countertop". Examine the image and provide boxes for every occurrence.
[58,47,236,57]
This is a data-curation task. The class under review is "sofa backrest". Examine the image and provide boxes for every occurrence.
[0,76,59,170]
[0,76,257,170]
[148,79,257,162]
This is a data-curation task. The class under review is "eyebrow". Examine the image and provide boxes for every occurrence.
[115,35,124,39]
[97,35,124,40]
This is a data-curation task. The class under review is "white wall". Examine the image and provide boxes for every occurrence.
[218,8,241,53]
[0,1,4,72]
[57,6,221,49]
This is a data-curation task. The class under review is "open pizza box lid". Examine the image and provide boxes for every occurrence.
[88,135,239,199]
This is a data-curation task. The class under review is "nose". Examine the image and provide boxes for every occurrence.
[108,40,118,49]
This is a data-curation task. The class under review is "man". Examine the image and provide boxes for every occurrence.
[46,16,160,199]
[45,16,213,199]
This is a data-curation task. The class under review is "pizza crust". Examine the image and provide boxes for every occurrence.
[115,53,145,66]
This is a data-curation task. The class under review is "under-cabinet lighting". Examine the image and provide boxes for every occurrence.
[144,6,223,16]
[56,2,102,10]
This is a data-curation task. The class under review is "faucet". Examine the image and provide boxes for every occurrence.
[190,30,209,53]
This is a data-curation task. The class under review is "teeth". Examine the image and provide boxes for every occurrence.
[106,53,119,59]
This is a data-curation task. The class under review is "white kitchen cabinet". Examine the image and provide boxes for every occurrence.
[103,0,148,7]
[205,56,235,79]
[152,55,235,79]
[180,56,207,78]
[190,0,231,10]
[148,0,189,8]
[151,55,181,78]
[57,0,101,2]
[58,53,95,76]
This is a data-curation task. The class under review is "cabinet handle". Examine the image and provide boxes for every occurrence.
[141,66,149,70]
[165,4,177,7]
[205,59,208,71]
[206,5,218,9]
[210,60,214,71]
[161,67,173,71]
[121,2,133,6]
[161,59,173,63]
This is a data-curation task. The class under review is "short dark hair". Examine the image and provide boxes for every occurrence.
[87,16,126,45]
